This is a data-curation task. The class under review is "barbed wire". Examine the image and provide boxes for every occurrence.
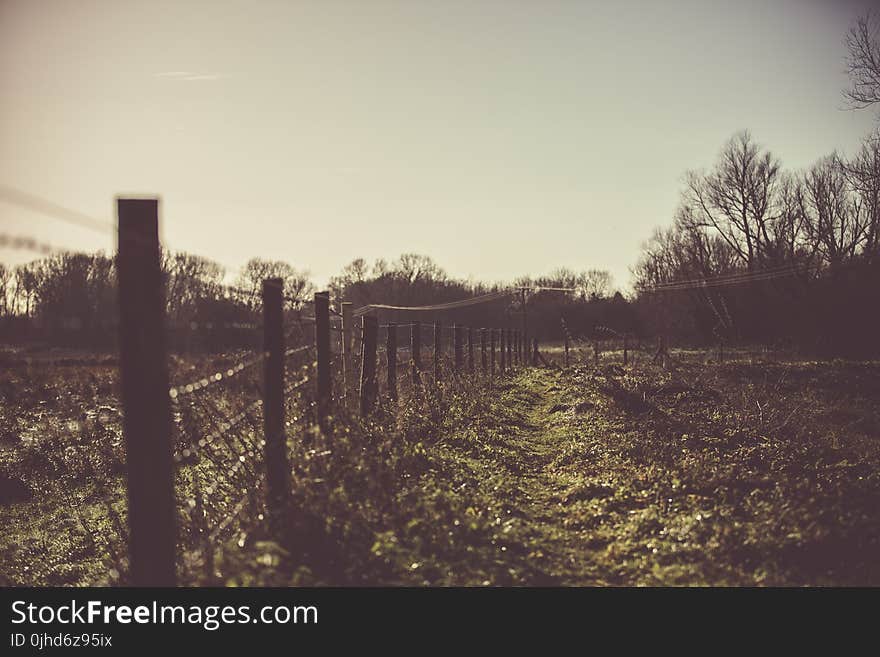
[353,289,515,316]
[169,352,266,399]
[0,233,63,256]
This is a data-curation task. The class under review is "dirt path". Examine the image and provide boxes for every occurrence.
[481,368,613,585]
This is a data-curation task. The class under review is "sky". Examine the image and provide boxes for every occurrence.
[1,0,877,292]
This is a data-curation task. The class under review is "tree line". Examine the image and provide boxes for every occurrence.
[630,12,880,356]
[0,249,621,351]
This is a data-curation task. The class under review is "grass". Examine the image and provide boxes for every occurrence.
[2,346,879,586]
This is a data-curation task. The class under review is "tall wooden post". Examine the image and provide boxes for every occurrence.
[510,329,515,370]
[467,327,475,373]
[532,337,538,366]
[262,278,290,529]
[117,198,176,586]
[386,323,397,403]
[480,328,487,374]
[433,321,442,383]
[623,335,629,366]
[499,329,506,374]
[490,329,496,378]
[359,316,378,416]
[411,321,421,386]
[453,323,463,372]
[341,302,354,407]
[314,291,331,431]
[564,330,570,367]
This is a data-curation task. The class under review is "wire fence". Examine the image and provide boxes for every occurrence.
[0,196,552,585]
[3,189,818,586]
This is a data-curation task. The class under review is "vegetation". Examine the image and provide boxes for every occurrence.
[2,345,877,586]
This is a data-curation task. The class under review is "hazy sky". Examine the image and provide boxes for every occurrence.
[1,0,877,291]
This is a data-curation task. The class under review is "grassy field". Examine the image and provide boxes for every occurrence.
[1,345,879,586]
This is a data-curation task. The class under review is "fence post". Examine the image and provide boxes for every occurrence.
[564,329,570,367]
[510,329,515,369]
[533,337,539,366]
[490,329,496,378]
[117,198,176,586]
[341,302,354,407]
[623,334,629,366]
[499,329,506,374]
[386,323,397,403]
[480,328,487,374]
[411,321,421,387]
[314,291,331,431]
[434,321,442,383]
[510,330,516,368]
[467,327,475,373]
[262,277,290,530]
[360,315,378,416]
[453,323,463,372]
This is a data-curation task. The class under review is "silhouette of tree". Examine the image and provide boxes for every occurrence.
[844,11,880,110]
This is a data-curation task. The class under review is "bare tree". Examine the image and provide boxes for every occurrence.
[163,251,225,323]
[801,156,869,265]
[844,11,880,110]
[0,264,11,316]
[237,258,314,308]
[840,131,880,256]
[686,131,782,269]
[14,261,43,317]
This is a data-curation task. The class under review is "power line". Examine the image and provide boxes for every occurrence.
[641,262,817,292]
[0,184,114,235]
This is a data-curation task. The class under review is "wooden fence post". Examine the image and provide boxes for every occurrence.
[411,321,421,387]
[480,328,487,374]
[512,330,518,367]
[360,315,378,416]
[117,198,176,586]
[453,323,463,372]
[623,334,629,366]
[490,329,496,378]
[499,329,506,374]
[262,277,290,529]
[506,329,512,372]
[386,323,397,403]
[564,329,570,367]
[434,321,442,383]
[314,291,331,431]
[533,337,539,366]
[341,302,354,407]
[467,327,475,373]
